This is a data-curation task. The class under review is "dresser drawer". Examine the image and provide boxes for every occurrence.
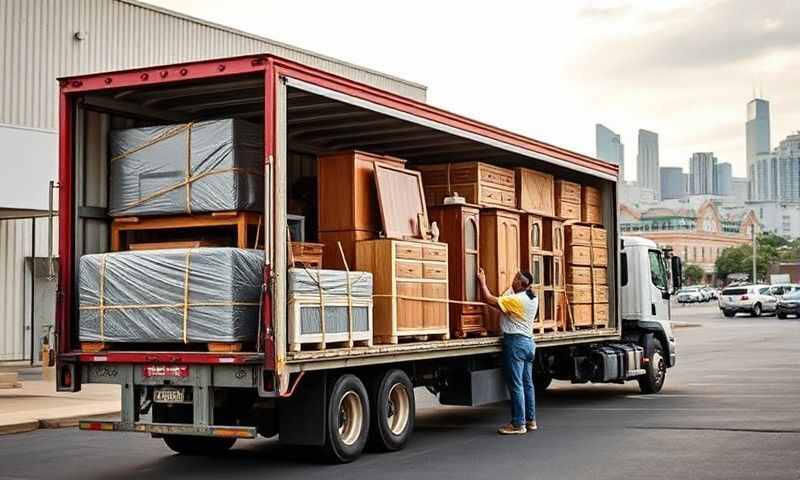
[592,267,607,285]
[423,262,447,280]
[591,226,607,246]
[396,243,422,260]
[583,204,603,225]
[555,179,581,203]
[565,224,591,246]
[557,200,581,221]
[593,285,609,303]
[462,304,484,315]
[582,185,602,206]
[422,246,447,261]
[480,165,515,189]
[479,184,512,207]
[566,284,592,304]
[593,303,609,325]
[592,247,608,267]
[566,265,592,284]
[566,245,592,266]
[396,260,422,278]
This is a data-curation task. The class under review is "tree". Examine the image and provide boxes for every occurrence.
[683,264,704,285]
[715,233,785,284]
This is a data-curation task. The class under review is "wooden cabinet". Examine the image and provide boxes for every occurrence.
[582,185,603,225]
[356,239,449,343]
[542,218,563,255]
[555,179,581,221]
[428,205,486,338]
[416,162,516,208]
[515,168,554,216]
[521,214,544,270]
[479,208,521,334]
[317,150,406,269]
[565,224,591,246]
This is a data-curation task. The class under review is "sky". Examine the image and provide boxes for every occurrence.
[144,0,800,181]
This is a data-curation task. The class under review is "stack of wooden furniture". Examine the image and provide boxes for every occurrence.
[564,223,609,328]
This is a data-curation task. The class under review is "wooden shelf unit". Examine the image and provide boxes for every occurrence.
[479,208,521,334]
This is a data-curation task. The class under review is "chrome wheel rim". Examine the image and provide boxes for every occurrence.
[653,351,665,387]
[338,391,363,446]
[386,383,410,435]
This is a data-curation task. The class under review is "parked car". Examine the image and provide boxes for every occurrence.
[776,289,800,319]
[701,286,717,301]
[677,287,704,303]
[768,284,800,299]
[718,285,777,317]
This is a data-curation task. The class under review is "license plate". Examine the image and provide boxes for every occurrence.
[154,387,186,403]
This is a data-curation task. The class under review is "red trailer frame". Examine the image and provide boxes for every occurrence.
[56,54,618,387]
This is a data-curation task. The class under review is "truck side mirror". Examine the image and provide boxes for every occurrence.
[671,256,682,291]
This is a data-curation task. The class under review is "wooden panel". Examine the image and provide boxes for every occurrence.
[374,164,427,240]
[583,204,603,225]
[582,185,602,206]
[593,285,609,303]
[553,256,564,288]
[356,239,394,337]
[423,262,448,280]
[422,245,447,261]
[397,282,423,330]
[569,304,593,327]
[542,218,563,255]
[592,267,608,285]
[520,215,543,274]
[515,168,555,216]
[556,200,581,221]
[593,303,609,325]
[566,245,592,266]
[480,209,521,334]
[289,242,324,267]
[566,265,592,284]
[555,179,581,203]
[396,260,422,278]
[416,162,514,208]
[422,283,448,329]
[566,284,592,304]
[128,240,220,251]
[480,164,515,189]
[319,230,374,269]
[479,184,513,208]
[591,226,607,246]
[592,247,608,267]
[565,224,591,246]
[396,242,423,260]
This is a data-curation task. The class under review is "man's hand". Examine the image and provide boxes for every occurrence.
[478,267,487,286]
[477,267,499,308]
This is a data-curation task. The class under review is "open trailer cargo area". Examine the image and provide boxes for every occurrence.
[54,54,680,463]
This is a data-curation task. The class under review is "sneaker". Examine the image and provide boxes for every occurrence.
[526,420,538,431]
[497,423,527,435]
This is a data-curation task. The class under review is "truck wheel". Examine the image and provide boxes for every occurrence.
[162,435,236,455]
[369,369,414,451]
[638,341,666,394]
[723,311,735,318]
[751,303,762,317]
[777,312,787,319]
[323,374,370,463]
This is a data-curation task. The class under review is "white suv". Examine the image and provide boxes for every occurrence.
[718,285,777,317]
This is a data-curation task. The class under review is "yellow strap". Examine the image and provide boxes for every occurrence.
[182,249,192,344]
[372,293,486,305]
[337,241,353,347]
[98,254,108,343]
[79,301,260,311]
[185,122,194,214]
[110,123,192,163]
[316,269,326,347]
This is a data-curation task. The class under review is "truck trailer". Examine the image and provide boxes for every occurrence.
[54,54,682,463]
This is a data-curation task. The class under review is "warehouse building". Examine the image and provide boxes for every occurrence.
[0,0,426,363]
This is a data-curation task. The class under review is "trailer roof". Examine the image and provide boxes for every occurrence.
[59,54,618,181]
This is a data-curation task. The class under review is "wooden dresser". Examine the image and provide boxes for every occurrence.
[428,204,486,338]
[582,185,603,225]
[555,179,582,221]
[317,150,406,269]
[479,208,521,334]
[356,239,449,343]
[515,168,554,216]
[416,162,516,208]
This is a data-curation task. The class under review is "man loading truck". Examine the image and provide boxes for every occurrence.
[478,269,539,435]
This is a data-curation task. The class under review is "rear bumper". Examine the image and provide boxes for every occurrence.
[719,305,754,314]
[79,419,257,439]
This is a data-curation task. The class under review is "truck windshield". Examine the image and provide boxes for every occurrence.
[648,250,668,290]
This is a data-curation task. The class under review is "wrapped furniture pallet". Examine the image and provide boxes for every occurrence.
[79,248,264,348]
[109,118,264,216]
[287,268,373,351]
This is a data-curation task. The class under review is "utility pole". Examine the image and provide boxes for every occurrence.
[751,223,757,283]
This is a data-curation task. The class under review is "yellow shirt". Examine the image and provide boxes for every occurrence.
[497,288,538,337]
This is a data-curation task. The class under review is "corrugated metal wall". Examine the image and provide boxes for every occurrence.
[0,217,58,362]
[0,0,426,131]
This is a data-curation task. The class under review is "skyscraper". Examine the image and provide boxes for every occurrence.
[637,129,659,195]
[714,162,732,196]
[689,152,717,195]
[746,98,771,198]
[660,166,686,200]
[595,124,625,181]
[751,133,800,202]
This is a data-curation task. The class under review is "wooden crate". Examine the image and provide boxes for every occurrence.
[288,294,373,351]
[566,245,592,266]
[592,246,608,267]
[593,285,609,303]
[110,211,263,251]
[593,303,609,326]
[582,185,602,206]
[566,284,592,304]
[555,179,581,221]
[542,218,564,255]
[515,168,554,216]
[356,239,449,344]
[568,303,593,327]
[591,226,607,246]
[583,204,603,225]
[566,265,592,284]
[555,201,581,221]
[592,267,608,285]
[416,162,516,208]
[289,242,324,268]
[428,205,487,338]
[479,209,521,334]
[565,224,591,246]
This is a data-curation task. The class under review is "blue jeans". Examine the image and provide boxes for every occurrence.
[503,334,536,427]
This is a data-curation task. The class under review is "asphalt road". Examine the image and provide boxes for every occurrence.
[2,304,799,480]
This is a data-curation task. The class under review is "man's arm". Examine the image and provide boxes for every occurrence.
[478,268,500,310]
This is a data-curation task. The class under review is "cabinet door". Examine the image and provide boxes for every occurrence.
[464,216,479,302]
[423,282,448,329]
[397,282,423,330]
[502,217,520,289]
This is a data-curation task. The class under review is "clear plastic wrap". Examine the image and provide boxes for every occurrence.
[79,248,264,344]
[287,268,373,298]
[108,118,264,217]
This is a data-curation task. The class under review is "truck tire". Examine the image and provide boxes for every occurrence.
[162,435,236,455]
[751,303,762,317]
[638,340,666,394]
[369,369,414,451]
[723,311,735,318]
[323,374,370,463]
[777,312,787,319]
